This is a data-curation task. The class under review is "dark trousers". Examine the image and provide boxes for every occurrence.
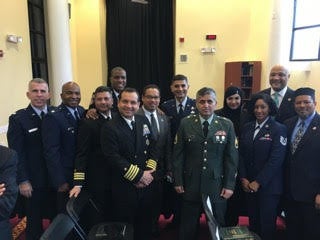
[25,189,56,240]
[179,199,226,240]
[112,183,155,240]
[285,199,320,240]
[246,193,280,240]
[0,220,12,240]
[56,191,69,214]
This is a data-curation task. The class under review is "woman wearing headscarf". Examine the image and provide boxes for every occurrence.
[215,86,244,226]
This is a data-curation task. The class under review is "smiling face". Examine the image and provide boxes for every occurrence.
[269,65,290,92]
[110,69,127,92]
[226,93,241,110]
[27,82,50,109]
[254,99,270,123]
[170,79,189,102]
[94,91,113,114]
[142,88,160,112]
[294,95,316,119]
[60,82,81,108]
[118,91,139,120]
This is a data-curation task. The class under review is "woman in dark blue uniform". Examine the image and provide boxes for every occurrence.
[239,93,287,240]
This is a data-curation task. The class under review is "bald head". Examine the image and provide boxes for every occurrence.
[269,65,290,92]
[61,82,81,108]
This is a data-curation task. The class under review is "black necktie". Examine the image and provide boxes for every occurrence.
[203,121,209,137]
[150,113,159,140]
[131,120,136,132]
[178,103,184,117]
[253,125,260,139]
[74,109,80,121]
[40,111,45,120]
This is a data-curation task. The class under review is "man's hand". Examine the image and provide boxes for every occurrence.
[315,194,320,210]
[86,108,98,119]
[220,188,233,199]
[69,186,82,198]
[139,169,155,186]
[248,181,260,193]
[58,183,70,192]
[0,183,6,196]
[174,186,184,194]
[241,178,250,192]
[19,181,33,198]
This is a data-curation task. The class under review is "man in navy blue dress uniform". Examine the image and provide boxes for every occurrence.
[42,81,85,213]
[7,78,55,239]
[101,88,158,240]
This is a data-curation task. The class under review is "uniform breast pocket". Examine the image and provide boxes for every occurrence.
[184,135,196,143]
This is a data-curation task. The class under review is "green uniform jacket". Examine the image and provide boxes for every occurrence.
[173,114,238,202]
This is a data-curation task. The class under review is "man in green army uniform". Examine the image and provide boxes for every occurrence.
[173,87,238,240]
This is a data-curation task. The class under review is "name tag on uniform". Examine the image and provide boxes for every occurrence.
[28,128,38,133]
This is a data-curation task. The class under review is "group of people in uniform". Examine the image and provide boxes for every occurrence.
[1,64,320,240]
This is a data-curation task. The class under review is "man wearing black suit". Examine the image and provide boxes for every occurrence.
[42,82,85,213]
[70,86,114,226]
[0,145,18,240]
[137,84,171,236]
[284,88,320,240]
[7,78,55,239]
[101,88,158,240]
[160,74,197,225]
[109,66,127,111]
[259,65,296,123]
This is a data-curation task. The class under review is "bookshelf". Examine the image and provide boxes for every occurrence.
[225,61,262,102]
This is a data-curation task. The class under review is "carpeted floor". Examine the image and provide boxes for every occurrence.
[10,214,285,240]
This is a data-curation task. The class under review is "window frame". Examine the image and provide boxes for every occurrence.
[290,0,320,61]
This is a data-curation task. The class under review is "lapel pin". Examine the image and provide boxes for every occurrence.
[312,126,316,130]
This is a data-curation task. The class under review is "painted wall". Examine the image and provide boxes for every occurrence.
[175,0,273,106]
[1,0,320,131]
[0,1,32,126]
[69,0,107,108]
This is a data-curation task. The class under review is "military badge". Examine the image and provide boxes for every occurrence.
[143,124,150,136]
[280,136,287,146]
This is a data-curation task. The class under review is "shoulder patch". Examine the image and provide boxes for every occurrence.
[280,136,287,146]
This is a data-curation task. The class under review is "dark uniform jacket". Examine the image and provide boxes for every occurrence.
[259,87,296,123]
[7,105,55,188]
[42,104,85,189]
[284,113,320,203]
[136,108,171,178]
[239,117,287,195]
[160,97,197,143]
[73,113,112,191]
[100,113,158,202]
[0,146,18,239]
[173,114,238,202]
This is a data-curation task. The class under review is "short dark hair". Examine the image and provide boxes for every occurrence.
[247,93,278,117]
[110,66,126,77]
[196,87,216,100]
[118,87,140,101]
[171,74,188,84]
[142,84,161,96]
[94,86,112,95]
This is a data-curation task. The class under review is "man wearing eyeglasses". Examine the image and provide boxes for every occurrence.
[137,84,171,236]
